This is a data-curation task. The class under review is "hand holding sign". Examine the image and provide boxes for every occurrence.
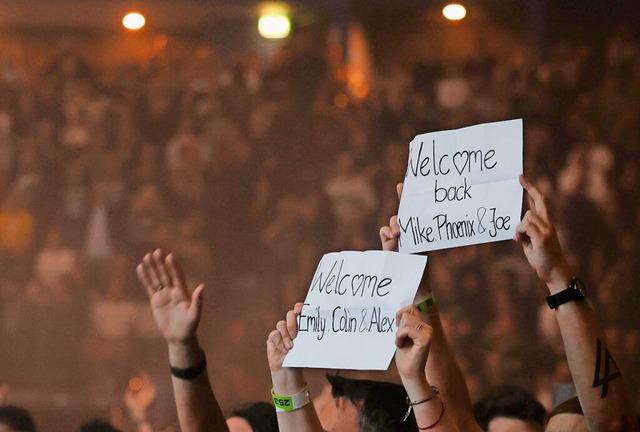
[515,175,571,288]
[395,306,433,384]
[267,302,304,373]
[398,119,523,253]
[267,303,313,404]
[267,303,325,431]
[379,183,403,252]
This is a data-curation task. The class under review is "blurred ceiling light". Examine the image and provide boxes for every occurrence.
[258,13,291,39]
[123,12,146,31]
[442,3,467,21]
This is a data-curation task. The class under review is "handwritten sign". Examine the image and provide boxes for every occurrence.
[283,250,427,370]
[398,119,523,253]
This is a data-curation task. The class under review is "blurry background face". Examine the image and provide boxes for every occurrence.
[226,416,253,432]
[488,417,542,432]
[315,390,360,432]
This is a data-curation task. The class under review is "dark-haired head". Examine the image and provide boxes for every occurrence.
[0,406,37,432]
[79,420,121,432]
[228,401,279,432]
[473,385,546,432]
[326,374,418,432]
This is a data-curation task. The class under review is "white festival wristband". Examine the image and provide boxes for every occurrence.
[271,387,311,412]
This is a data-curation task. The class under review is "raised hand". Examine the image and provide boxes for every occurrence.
[395,307,461,431]
[517,176,640,431]
[379,182,432,300]
[137,250,229,432]
[379,183,403,252]
[267,303,324,432]
[266,302,304,373]
[514,175,571,288]
[125,372,157,424]
[136,249,204,344]
[395,306,433,385]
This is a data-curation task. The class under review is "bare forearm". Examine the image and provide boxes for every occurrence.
[168,342,229,432]
[424,304,482,432]
[414,274,479,431]
[402,377,460,432]
[271,369,324,432]
[128,407,154,432]
[135,419,154,432]
[516,177,639,431]
[547,276,638,432]
[553,301,637,431]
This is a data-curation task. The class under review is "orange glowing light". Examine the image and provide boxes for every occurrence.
[123,12,146,31]
[129,377,143,391]
[351,83,369,100]
[442,4,467,21]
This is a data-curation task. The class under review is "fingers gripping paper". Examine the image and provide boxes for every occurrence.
[283,251,427,370]
[398,119,523,253]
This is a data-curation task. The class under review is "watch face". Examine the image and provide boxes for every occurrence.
[573,278,587,298]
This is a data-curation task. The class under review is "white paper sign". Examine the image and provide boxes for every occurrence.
[398,119,523,253]
[283,250,427,370]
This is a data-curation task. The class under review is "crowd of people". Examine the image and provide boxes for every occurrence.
[0,16,639,431]
[125,173,639,432]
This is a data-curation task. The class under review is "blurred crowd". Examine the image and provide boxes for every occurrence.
[0,22,639,428]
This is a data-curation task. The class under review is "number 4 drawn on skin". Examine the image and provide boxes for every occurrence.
[592,339,622,399]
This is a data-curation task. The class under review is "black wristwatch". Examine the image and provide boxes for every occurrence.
[546,277,587,309]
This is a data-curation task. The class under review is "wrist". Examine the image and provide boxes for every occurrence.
[130,411,149,424]
[415,283,432,302]
[166,335,200,347]
[167,340,204,369]
[134,417,150,426]
[271,368,307,396]
[401,376,432,400]
[272,387,311,412]
[414,292,436,315]
[545,266,573,295]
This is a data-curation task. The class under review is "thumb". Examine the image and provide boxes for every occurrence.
[189,284,205,320]
[396,182,404,200]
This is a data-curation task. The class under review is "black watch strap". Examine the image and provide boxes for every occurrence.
[546,277,586,309]
[170,353,207,380]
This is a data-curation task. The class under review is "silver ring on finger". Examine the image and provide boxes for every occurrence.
[415,323,423,331]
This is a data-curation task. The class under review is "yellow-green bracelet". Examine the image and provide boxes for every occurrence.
[414,292,436,314]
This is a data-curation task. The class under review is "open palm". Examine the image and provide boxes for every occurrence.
[136,250,204,344]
